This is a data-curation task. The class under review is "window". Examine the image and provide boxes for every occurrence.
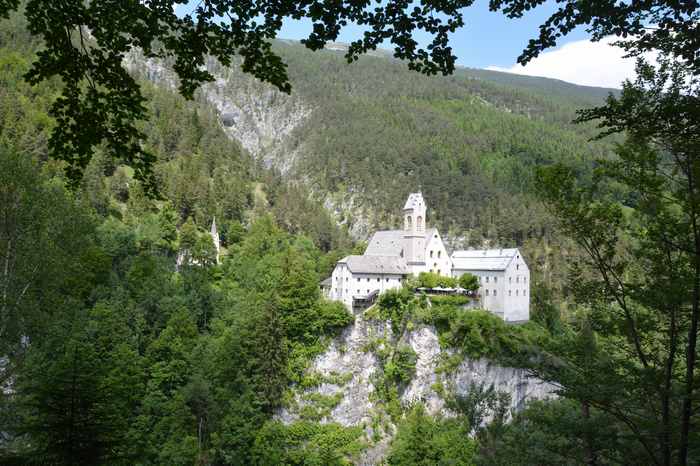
[430,250,434,258]
[509,277,512,283]
[509,290,512,296]
[524,277,527,283]
[438,251,442,258]
[367,278,370,282]
[486,276,490,283]
[367,289,370,294]
[386,278,389,282]
[516,276,520,283]
[517,264,520,270]
[516,290,519,296]
[485,289,489,296]
[494,290,497,296]
[357,278,360,283]
[524,289,527,296]
[417,216,423,230]
[406,216,412,229]
[377,278,380,282]
[494,276,498,283]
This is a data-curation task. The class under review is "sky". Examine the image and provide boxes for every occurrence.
[178,0,642,89]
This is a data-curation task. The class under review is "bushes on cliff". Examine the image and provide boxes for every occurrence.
[251,421,365,465]
[387,404,476,465]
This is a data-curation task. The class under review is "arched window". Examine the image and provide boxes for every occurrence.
[417,216,423,230]
[438,251,441,258]
[406,216,412,229]
[430,250,434,258]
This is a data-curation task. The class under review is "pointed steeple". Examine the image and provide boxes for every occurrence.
[210,216,221,264]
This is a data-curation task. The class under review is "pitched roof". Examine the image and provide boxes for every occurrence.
[339,255,408,274]
[403,192,424,210]
[451,248,519,271]
[365,228,440,257]
[365,230,404,256]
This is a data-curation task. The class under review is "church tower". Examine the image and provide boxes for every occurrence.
[403,193,427,270]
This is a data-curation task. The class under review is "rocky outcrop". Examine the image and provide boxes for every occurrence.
[124,51,311,172]
[277,314,555,464]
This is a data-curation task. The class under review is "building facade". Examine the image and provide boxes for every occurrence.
[327,192,530,321]
[451,249,530,322]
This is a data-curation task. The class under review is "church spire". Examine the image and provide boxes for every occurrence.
[210,216,221,264]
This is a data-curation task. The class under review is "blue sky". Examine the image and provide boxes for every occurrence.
[277,0,589,71]
[176,1,642,88]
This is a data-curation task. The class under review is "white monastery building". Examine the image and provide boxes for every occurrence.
[327,192,530,322]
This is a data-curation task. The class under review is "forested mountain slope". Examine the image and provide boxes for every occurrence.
[130,39,615,248]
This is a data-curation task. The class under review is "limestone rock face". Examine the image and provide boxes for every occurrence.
[449,357,553,413]
[124,51,310,173]
[277,315,556,465]
[400,326,444,414]
[279,317,386,427]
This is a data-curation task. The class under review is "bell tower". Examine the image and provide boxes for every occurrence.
[403,193,427,269]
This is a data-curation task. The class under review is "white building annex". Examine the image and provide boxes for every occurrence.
[451,249,530,322]
[327,192,530,322]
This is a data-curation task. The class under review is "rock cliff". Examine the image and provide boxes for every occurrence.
[277,311,555,464]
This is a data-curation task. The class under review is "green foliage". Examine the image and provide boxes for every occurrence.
[458,273,479,292]
[387,404,476,466]
[376,288,416,332]
[429,295,470,307]
[384,345,418,388]
[423,306,545,362]
[417,271,457,288]
[476,399,629,466]
[528,57,700,465]
[251,421,365,465]
[13,304,142,465]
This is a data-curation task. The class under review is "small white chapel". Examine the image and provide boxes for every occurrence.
[326,192,530,322]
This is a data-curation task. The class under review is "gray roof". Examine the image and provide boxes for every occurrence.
[451,248,520,271]
[403,192,424,210]
[320,277,332,287]
[365,230,404,256]
[339,255,408,274]
[365,228,439,257]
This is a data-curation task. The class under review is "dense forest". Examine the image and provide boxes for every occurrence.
[2,2,700,465]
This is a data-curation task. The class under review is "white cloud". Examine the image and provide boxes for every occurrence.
[487,37,652,89]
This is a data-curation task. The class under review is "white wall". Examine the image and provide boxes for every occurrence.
[453,270,506,318]
[425,232,452,277]
[503,252,530,322]
[329,263,403,310]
